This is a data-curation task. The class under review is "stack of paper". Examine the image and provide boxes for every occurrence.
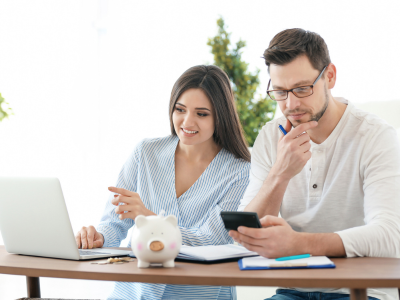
[178,244,258,262]
[239,255,335,270]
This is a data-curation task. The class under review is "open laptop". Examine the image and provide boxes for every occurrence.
[0,177,131,260]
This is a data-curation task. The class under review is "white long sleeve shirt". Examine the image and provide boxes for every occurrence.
[239,98,400,300]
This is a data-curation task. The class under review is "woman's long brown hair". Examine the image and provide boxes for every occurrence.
[169,65,250,162]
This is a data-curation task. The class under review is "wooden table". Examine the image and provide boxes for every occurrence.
[1,246,400,300]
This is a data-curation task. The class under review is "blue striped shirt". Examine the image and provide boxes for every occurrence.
[97,135,250,300]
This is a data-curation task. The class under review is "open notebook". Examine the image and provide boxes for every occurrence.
[178,244,257,262]
[129,244,257,263]
[239,255,336,270]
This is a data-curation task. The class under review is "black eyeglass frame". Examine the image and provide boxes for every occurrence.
[266,65,328,101]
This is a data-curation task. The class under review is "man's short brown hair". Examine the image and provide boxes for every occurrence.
[263,28,331,72]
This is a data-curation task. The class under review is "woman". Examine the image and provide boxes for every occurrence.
[76,65,251,299]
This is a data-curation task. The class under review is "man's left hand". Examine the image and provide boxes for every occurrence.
[229,215,303,258]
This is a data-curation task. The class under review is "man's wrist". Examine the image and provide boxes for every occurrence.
[244,167,291,216]
[263,169,291,194]
[296,232,346,257]
[297,232,312,254]
[268,165,292,185]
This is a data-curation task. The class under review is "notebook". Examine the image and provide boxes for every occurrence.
[129,244,258,263]
[238,255,336,270]
[178,244,258,262]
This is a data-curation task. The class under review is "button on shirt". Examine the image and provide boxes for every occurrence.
[238,98,400,300]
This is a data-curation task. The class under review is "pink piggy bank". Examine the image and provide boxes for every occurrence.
[131,214,182,268]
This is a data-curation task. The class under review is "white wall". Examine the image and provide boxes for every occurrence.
[0,1,399,299]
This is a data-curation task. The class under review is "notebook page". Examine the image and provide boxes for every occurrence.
[179,244,257,260]
[242,255,334,268]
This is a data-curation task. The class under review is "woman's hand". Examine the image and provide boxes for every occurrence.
[109,187,156,220]
[75,225,104,249]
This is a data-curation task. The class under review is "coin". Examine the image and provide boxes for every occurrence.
[150,241,164,251]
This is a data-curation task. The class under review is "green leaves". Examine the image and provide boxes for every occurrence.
[207,18,276,147]
[0,93,13,123]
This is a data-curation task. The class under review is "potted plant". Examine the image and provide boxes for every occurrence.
[0,93,13,122]
[208,18,276,147]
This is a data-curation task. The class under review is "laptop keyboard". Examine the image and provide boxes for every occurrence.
[79,249,111,256]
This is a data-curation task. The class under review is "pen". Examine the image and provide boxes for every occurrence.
[278,124,287,136]
[275,254,311,261]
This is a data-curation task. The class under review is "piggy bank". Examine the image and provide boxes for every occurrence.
[131,214,182,268]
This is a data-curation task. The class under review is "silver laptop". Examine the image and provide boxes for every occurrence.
[0,177,131,260]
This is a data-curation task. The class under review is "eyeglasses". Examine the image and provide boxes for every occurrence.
[266,66,327,101]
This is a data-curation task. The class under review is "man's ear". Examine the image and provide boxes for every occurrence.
[325,63,337,89]
[135,215,147,228]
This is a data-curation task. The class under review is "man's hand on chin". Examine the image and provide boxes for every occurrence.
[229,215,305,259]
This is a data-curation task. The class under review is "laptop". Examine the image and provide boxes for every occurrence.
[0,177,131,260]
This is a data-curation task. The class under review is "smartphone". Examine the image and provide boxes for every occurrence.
[220,211,262,231]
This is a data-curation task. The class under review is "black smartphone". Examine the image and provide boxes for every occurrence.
[220,211,262,231]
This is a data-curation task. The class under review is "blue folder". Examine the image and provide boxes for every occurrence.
[238,258,336,270]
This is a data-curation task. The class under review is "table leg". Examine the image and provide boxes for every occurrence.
[26,276,41,298]
[350,288,367,300]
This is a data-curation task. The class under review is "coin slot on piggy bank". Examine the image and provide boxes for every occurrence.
[131,214,182,268]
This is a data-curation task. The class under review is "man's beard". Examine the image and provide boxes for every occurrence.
[285,86,329,127]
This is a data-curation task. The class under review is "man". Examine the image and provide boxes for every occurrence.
[230,28,400,300]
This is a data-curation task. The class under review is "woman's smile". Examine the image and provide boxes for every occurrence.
[181,127,199,137]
